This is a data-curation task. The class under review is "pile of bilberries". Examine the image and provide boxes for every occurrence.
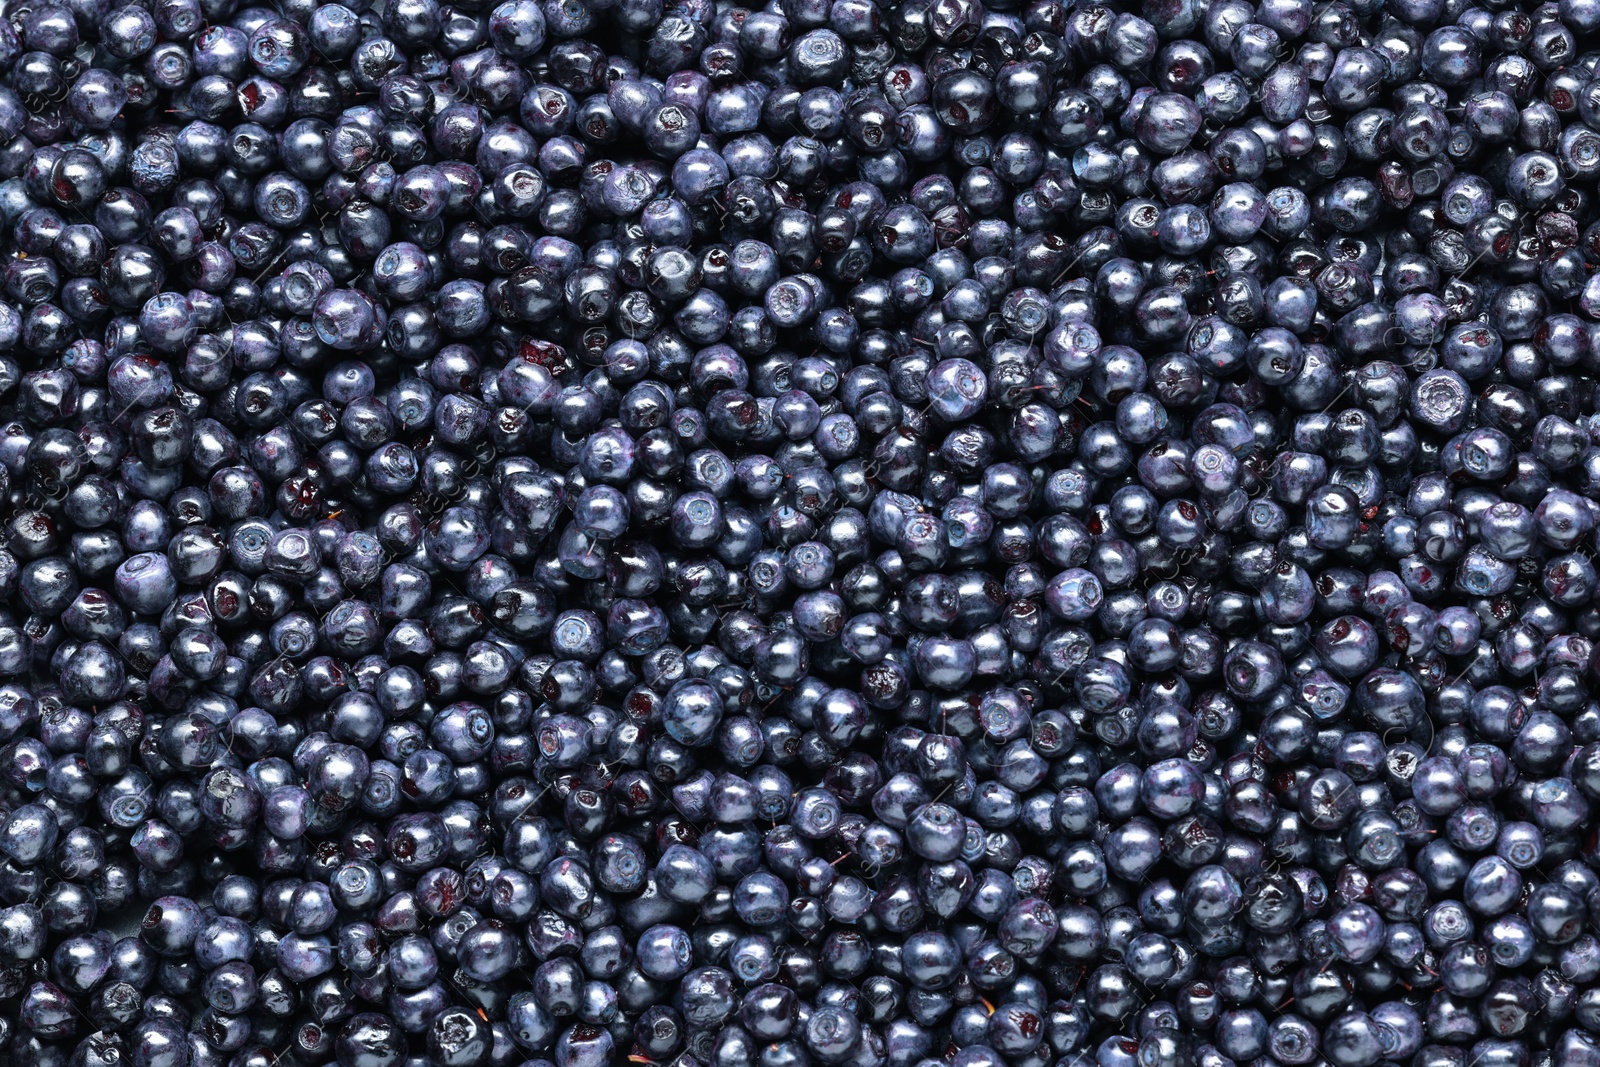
[6,0,1600,1066]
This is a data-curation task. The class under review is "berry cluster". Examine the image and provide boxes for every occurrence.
[6,1,1600,1067]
